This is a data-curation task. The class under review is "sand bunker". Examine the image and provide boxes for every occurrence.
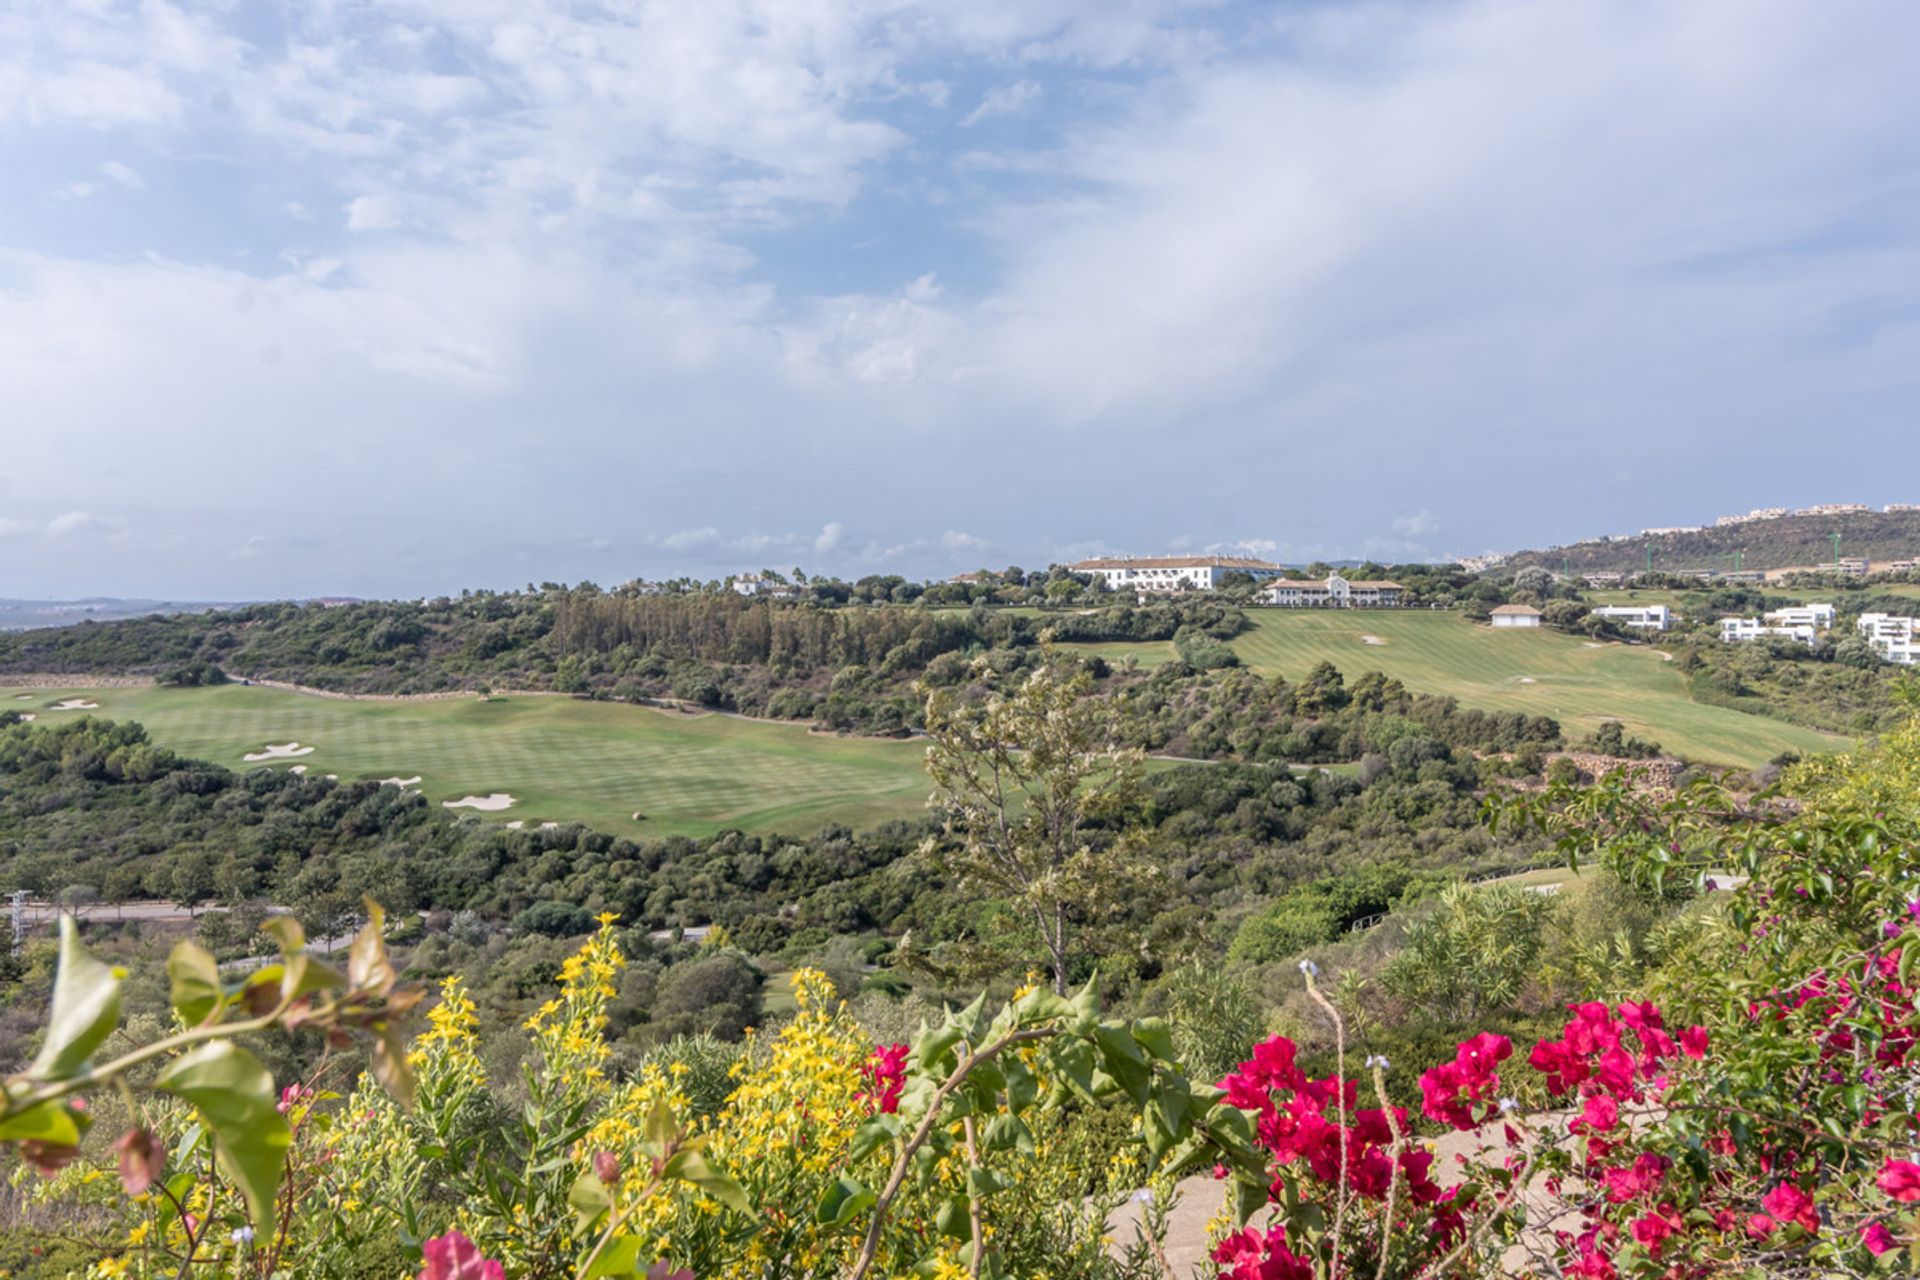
[19,713,36,722]
[1360,635,1386,646]
[1517,677,1537,684]
[443,793,515,812]
[540,821,560,830]
[376,775,423,788]
[244,743,314,762]
[505,820,525,829]
[14,694,33,700]
[289,765,308,774]
[1583,642,1604,649]
[50,699,101,711]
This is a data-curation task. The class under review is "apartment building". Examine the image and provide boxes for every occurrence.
[1765,604,1836,629]
[1858,613,1920,665]
[1721,618,1817,646]
[1590,604,1673,632]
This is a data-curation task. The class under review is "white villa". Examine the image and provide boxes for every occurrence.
[1765,604,1836,630]
[1721,618,1817,646]
[1068,555,1286,593]
[1257,574,1405,608]
[1858,613,1920,666]
[1490,604,1543,628]
[1590,604,1673,632]
[730,575,795,598]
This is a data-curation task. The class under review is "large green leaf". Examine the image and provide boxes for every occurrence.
[155,1041,291,1234]
[0,1101,81,1144]
[582,1237,644,1279]
[31,916,122,1080]
[663,1148,753,1216]
[166,941,224,1027]
[815,1174,876,1226]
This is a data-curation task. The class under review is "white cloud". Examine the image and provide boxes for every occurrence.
[960,80,1041,127]
[0,516,31,540]
[1393,510,1438,537]
[813,522,845,554]
[941,530,989,552]
[344,195,400,232]
[656,526,722,552]
[100,160,143,189]
[45,510,117,537]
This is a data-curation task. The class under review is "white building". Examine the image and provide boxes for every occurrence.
[1590,604,1673,632]
[1490,604,1543,629]
[1258,574,1405,608]
[1068,556,1285,593]
[730,575,795,598]
[1858,614,1920,665]
[1721,618,1817,646]
[1640,526,1702,537]
[1764,604,1835,630]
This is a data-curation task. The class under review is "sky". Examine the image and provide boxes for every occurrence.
[3,0,1919,599]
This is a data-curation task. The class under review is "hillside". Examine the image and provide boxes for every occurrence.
[1502,509,1920,574]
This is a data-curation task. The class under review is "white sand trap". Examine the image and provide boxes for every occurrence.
[14,694,33,700]
[19,713,36,722]
[1517,677,1537,684]
[50,699,101,711]
[244,742,314,762]
[1583,642,1604,649]
[505,820,525,830]
[540,821,560,830]
[443,793,515,812]
[1360,634,1387,645]
[376,775,423,788]
[289,764,308,774]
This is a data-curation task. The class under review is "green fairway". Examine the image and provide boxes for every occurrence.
[17,685,933,839]
[1221,611,1844,767]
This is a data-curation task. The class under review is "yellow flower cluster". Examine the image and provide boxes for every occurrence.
[526,915,626,1086]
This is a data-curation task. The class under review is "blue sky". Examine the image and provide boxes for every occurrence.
[3,0,1919,598]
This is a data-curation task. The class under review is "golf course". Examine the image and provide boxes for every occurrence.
[9,684,934,839]
[1074,610,1846,767]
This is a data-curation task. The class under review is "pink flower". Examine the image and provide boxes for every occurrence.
[1629,1211,1676,1255]
[861,1043,908,1115]
[1210,1224,1312,1280]
[1760,1181,1819,1234]
[1576,1093,1619,1133]
[1862,1222,1897,1256]
[1744,1213,1776,1239]
[1679,1026,1709,1059]
[419,1231,504,1280]
[1878,1158,1920,1202]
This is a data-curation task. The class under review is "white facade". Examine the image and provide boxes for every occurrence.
[1590,604,1673,632]
[1069,556,1285,593]
[730,575,794,597]
[1490,606,1542,629]
[1721,618,1816,646]
[1258,574,1405,608]
[1764,604,1835,630]
[1858,613,1920,666]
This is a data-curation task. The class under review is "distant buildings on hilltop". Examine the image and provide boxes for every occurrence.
[1063,556,1406,607]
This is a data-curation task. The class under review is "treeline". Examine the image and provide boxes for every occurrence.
[1501,509,1920,574]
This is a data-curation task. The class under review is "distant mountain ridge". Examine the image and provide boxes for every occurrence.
[1502,509,1920,575]
[0,597,248,632]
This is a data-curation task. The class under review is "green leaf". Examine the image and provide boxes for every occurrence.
[816,1174,876,1226]
[155,1041,291,1235]
[31,916,123,1080]
[935,1195,971,1239]
[1133,1017,1176,1062]
[0,1101,80,1145]
[581,1236,644,1280]
[850,1113,903,1162]
[666,1148,753,1217]
[982,1112,1035,1156]
[1093,1024,1150,1104]
[167,941,224,1027]
[569,1171,612,1229]
[967,1166,1012,1197]
[348,900,396,993]
[260,916,305,957]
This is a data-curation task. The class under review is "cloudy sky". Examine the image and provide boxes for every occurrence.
[3,0,1918,598]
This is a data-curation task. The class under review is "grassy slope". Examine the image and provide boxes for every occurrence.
[1221,612,1844,767]
[15,685,932,839]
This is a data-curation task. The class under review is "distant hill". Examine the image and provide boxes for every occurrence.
[1502,510,1920,575]
[0,597,247,632]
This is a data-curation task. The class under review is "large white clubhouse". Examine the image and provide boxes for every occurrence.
[1257,574,1405,608]
[1065,556,1405,607]
[1068,556,1287,593]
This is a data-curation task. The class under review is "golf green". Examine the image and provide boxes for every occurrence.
[16,684,934,839]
